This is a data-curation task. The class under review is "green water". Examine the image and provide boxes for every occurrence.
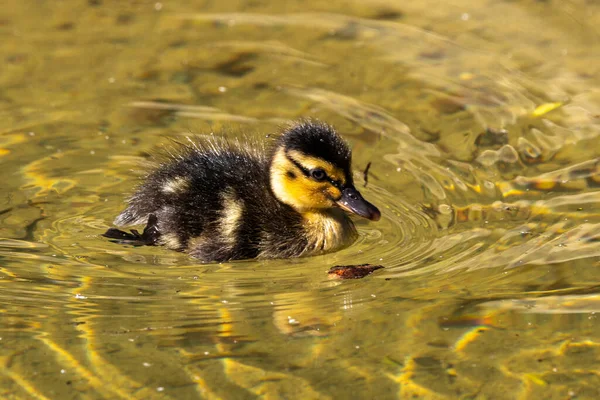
[2,0,600,398]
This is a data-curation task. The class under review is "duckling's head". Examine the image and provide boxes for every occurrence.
[270,121,381,221]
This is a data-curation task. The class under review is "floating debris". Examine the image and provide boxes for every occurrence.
[363,162,372,187]
[328,264,384,279]
[532,102,562,117]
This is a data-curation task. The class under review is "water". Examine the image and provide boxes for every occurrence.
[1,0,600,398]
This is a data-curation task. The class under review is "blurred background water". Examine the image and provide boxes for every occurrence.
[1,0,600,398]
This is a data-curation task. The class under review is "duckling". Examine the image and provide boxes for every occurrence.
[104,121,380,262]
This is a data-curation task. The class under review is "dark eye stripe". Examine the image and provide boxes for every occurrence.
[285,151,343,189]
[285,153,311,178]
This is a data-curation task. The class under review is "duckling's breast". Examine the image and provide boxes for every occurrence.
[302,209,358,254]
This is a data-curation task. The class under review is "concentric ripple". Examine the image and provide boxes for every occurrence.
[2,1,600,398]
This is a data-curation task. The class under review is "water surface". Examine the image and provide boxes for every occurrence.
[1,0,600,398]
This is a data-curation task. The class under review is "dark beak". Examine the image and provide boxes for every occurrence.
[335,187,381,221]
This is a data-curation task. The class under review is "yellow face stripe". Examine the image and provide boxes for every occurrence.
[270,148,344,210]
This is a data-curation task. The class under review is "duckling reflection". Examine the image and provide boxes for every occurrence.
[104,121,380,262]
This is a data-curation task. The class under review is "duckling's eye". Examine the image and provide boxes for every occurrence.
[310,168,327,181]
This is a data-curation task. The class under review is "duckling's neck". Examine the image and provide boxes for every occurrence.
[301,208,357,254]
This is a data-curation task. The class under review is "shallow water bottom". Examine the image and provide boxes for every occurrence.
[1,0,600,398]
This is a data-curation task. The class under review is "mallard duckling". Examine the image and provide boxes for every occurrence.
[104,121,380,261]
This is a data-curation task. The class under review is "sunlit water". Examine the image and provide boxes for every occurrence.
[1,0,600,398]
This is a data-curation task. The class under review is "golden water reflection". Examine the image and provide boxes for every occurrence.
[1,0,600,398]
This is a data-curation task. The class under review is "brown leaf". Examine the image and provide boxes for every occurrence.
[328,264,384,279]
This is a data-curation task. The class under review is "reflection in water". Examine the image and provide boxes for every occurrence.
[1,0,600,398]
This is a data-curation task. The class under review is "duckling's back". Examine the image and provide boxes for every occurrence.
[114,138,306,261]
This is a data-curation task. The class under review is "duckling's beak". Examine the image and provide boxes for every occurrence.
[335,187,381,221]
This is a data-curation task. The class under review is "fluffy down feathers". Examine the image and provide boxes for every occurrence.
[104,121,377,262]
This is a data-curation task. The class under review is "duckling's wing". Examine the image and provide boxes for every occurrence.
[112,135,268,234]
[112,139,219,228]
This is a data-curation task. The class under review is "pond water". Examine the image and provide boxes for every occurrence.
[2,0,600,398]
